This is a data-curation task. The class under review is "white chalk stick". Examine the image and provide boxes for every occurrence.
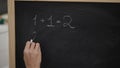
[30,39,33,43]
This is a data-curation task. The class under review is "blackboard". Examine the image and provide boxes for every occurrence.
[15,1,120,68]
[0,0,7,14]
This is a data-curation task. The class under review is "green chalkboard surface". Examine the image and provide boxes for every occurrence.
[15,1,120,68]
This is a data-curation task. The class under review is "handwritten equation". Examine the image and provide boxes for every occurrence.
[33,15,76,29]
[30,15,76,41]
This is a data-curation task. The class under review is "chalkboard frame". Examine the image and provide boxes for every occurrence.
[8,0,120,68]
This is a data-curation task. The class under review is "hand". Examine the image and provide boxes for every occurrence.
[23,41,42,68]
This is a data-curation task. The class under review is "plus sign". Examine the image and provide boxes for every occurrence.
[40,19,45,23]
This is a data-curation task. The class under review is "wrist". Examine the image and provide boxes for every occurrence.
[27,67,40,68]
[26,65,40,68]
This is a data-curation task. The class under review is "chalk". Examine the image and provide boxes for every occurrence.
[30,39,33,43]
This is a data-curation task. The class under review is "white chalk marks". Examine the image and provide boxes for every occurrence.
[47,16,55,27]
[33,15,76,29]
[56,20,61,23]
[32,15,38,41]
[40,18,45,23]
[63,15,75,29]
[33,14,37,26]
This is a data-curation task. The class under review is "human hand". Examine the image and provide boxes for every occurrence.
[23,41,41,68]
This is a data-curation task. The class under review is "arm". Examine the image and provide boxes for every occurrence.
[23,41,42,68]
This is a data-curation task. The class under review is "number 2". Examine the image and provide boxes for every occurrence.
[63,15,75,29]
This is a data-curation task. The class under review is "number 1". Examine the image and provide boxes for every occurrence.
[33,14,37,26]
[47,16,55,27]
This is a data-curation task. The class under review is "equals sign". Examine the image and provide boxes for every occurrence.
[56,20,61,23]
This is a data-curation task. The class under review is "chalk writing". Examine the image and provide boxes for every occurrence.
[32,15,76,29]
[47,16,55,27]
[40,18,45,23]
[56,20,61,23]
[63,15,75,29]
[33,14,37,26]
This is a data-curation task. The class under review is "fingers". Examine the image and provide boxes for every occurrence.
[25,41,31,49]
[24,41,31,57]
[24,41,42,68]
[30,42,35,50]
[35,43,40,51]
[25,41,41,50]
